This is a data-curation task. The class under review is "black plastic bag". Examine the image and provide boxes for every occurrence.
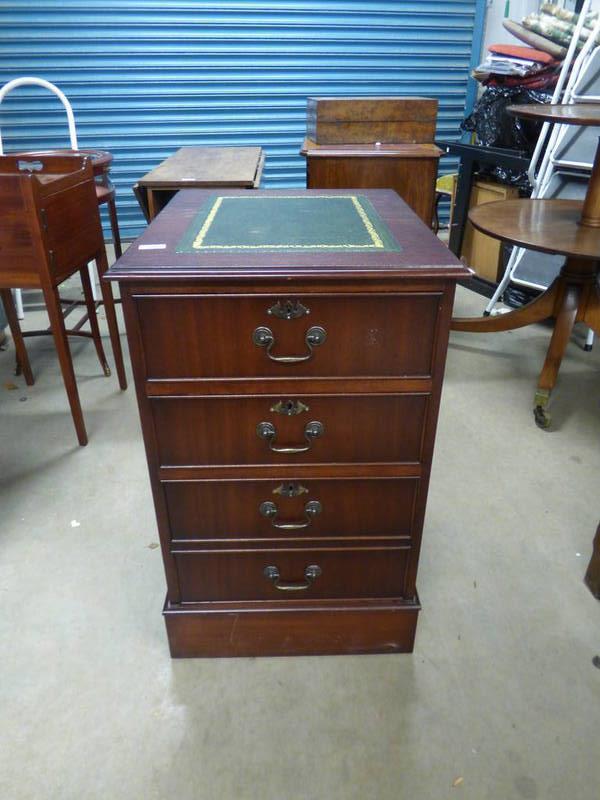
[461,87,552,188]
[461,86,552,150]
[477,163,532,190]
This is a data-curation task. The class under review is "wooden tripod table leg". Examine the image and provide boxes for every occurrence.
[533,284,579,429]
[579,281,600,339]
[452,278,559,333]
[80,266,110,377]
[107,195,123,259]
[452,257,600,428]
[0,288,34,386]
[453,124,600,423]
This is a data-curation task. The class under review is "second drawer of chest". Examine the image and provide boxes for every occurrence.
[164,477,419,542]
[152,394,428,466]
[174,547,411,602]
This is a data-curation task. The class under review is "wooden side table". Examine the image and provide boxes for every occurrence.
[134,146,265,221]
[17,148,123,258]
[452,104,600,428]
[300,139,442,226]
[0,154,126,446]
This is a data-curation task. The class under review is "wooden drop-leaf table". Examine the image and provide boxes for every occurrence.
[133,146,265,222]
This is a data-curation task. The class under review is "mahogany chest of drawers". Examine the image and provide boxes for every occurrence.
[107,188,468,657]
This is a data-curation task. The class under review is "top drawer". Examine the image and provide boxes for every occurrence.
[134,293,442,379]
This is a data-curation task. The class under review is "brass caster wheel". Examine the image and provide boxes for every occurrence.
[103,365,112,377]
[534,404,551,430]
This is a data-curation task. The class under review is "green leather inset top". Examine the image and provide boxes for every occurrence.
[176,194,401,253]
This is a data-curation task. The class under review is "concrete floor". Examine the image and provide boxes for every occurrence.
[0,280,599,800]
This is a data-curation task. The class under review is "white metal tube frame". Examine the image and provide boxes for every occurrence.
[0,76,78,154]
[483,1,600,327]
[0,76,98,317]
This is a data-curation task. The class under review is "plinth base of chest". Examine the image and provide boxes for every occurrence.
[163,596,420,657]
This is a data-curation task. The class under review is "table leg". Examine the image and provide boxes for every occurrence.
[80,265,110,377]
[533,284,579,429]
[448,155,475,256]
[96,248,127,391]
[452,277,559,333]
[107,195,123,258]
[580,281,600,338]
[147,189,157,221]
[0,288,34,386]
[43,283,88,446]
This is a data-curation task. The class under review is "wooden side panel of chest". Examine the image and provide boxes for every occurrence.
[121,278,456,657]
[306,155,439,226]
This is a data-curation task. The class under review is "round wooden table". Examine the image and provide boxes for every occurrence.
[452,104,600,428]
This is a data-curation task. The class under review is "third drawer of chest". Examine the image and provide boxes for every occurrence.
[163,477,420,542]
[152,394,429,466]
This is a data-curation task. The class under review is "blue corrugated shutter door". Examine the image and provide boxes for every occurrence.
[1,1,483,240]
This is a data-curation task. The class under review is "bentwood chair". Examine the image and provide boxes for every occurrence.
[0,153,127,445]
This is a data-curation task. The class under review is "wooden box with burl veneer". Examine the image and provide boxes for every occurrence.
[106,188,469,657]
[306,97,438,145]
[301,97,442,226]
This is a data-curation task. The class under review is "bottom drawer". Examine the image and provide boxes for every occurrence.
[164,597,420,657]
[175,547,410,602]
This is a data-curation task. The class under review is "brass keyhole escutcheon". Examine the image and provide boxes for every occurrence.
[270,399,309,416]
[272,482,309,498]
[267,299,310,319]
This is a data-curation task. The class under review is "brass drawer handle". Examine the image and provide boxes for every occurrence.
[263,564,322,591]
[256,420,324,453]
[259,499,322,530]
[252,325,326,363]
